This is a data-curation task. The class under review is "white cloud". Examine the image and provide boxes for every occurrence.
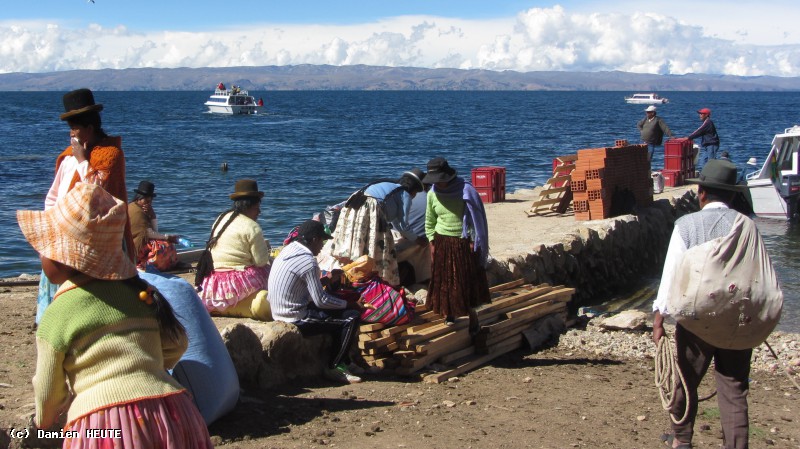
[0,6,798,76]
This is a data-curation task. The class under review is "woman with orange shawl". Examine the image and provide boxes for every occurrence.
[37,88,134,324]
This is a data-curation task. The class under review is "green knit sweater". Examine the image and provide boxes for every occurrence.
[425,190,465,241]
[34,279,187,428]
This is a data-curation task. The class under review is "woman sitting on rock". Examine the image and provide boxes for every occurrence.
[199,179,272,320]
[128,180,181,271]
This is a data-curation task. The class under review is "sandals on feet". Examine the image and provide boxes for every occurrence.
[661,433,692,449]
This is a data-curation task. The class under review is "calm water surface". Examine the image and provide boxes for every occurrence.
[1,90,798,330]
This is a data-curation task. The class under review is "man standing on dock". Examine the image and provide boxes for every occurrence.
[686,108,720,171]
[652,160,781,449]
[637,105,673,162]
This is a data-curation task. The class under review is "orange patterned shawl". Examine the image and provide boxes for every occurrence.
[55,136,135,262]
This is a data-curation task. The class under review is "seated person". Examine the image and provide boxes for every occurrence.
[739,157,759,182]
[268,220,364,384]
[199,179,272,320]
[128,180,180,271]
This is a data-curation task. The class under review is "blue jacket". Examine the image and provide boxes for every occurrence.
[688,118,720,147]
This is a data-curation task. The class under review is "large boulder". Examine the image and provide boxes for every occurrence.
[220,321,332,390]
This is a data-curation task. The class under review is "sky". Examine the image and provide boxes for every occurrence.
[2,0,799,76]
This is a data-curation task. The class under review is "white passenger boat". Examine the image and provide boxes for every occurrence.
[746,125,800,220]
[624,93,668,104]
[204,85,263,115]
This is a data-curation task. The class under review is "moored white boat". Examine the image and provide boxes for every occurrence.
[624,93,668,104]
[746,125,800,220]
[204,85,263,115]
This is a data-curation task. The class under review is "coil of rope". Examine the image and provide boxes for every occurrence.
[656,334,800,426]
[654,334,715,425]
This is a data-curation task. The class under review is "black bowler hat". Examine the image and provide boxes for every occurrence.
[230,179,265,200]
[401,167,426,191]
[423,157,457,184]
[134,180,157,198]
[60,88,104,121]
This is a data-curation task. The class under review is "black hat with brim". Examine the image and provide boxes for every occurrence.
[134,180,157,198]
[686,159,747,192]
[60,88,104,121]
[423,157,457,184]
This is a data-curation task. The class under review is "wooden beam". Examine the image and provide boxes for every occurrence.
[423,336,523,383]
[358,334,397,350]
[488,278,526,293]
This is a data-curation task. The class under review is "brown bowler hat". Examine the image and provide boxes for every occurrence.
[60,88,104,121]
[230,179,265,200]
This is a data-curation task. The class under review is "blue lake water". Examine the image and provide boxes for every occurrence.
[1,90,798,330]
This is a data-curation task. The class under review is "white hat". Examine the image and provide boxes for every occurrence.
[747,157,757,166]
[645,105,657,112]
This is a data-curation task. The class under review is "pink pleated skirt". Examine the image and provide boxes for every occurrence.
[200,264,270,312]
[63,392,213,449]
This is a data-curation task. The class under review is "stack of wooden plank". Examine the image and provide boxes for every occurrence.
[353,279,574,383]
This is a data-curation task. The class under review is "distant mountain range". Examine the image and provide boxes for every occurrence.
[2,65,799,91]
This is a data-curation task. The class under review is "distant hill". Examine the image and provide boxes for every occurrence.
[1,65,799,91]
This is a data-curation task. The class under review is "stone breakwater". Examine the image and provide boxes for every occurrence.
[559,323,800,377]
[484,189,700,306]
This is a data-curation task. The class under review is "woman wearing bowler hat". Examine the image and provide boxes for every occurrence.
[128,180,182,271]
[424,157,490,327]
[198,179,273,320]
[36,88,134,324]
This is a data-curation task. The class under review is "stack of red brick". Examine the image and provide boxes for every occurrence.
[571,144,653,221]
[471,167,506,203]
[662,138,695,187]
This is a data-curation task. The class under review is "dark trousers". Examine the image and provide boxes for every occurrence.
[294,306,360,369]
[672,324,752,449]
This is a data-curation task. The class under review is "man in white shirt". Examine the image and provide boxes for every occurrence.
[653,160,757,449]
[268,220,363,383]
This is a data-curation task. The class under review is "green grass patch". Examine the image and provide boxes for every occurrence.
[749,426,767,439]
[699,407,720,420]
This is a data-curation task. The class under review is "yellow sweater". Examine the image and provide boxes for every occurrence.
[209,211,271,270]
[34,279,187,428]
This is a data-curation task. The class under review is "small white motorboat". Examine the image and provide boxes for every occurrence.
[204,84,263,115]
[746,125,800,220]
[624,93,669,104]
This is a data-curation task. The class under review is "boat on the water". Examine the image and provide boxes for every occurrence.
[624,93,668,104]
[204,84,262,115]
[746,125,800,220]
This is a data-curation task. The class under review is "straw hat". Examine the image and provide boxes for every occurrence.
[644,105,657,112]
[60,88,104,121]
[747,157,757,166]
[17,183,137,280]
[230,179,265,200]
[686,160,746,192]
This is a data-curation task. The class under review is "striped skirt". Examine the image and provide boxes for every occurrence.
[63,392,213,449]
[200,264,270,312]
[427,234,490,319]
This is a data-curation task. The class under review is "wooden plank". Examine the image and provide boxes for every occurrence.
[475,286,555,320]
[358,331,383,342]
[395,330,473,375]
[530,197,563,207]
[361,341,399,355]
[414,324,471,354]
[488,278,526,293]
[437,345,476,365]
[399,318,469,349]
[404,318,446,335]
[359,323,386,333]
[504,290,572,319]
[364,357,399,370]
[423,336,523,383]
[358,334,397,350]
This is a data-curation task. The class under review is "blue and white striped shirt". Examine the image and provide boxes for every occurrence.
[267,241,347,322]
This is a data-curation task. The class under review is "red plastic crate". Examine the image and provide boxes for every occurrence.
[476,186,498,203]
[472,168,496,188]
[664,155,683,171]
[664,138,692,158]
[662,169,685,187]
